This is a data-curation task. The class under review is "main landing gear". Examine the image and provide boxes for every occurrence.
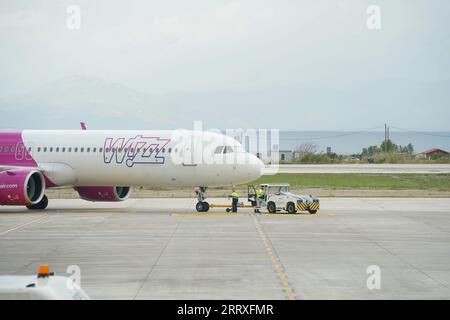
[26,195,49,210]
[195,187,210,212]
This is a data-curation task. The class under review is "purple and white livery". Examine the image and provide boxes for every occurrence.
[0,130,263,211]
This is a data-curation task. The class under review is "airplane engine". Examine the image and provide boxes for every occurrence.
[0,169,45,206]
[76,186,131,202]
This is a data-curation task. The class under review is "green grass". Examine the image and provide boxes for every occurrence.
[247,173,450,191]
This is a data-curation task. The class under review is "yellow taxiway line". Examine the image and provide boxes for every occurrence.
[251,213,297,300]
[171,211,336,217]
[209,204,254,208]
[171,213,243,217]
[261,212,335,217]
[0,210,335,217]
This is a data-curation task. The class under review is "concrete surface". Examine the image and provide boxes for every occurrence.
[273,164,450,174]
[44,186,450,200]
[0,197,449,300]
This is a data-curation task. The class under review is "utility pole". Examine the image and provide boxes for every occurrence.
[384,123,387,153]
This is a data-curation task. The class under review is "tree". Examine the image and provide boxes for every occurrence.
[380,139,398,153]
[406,143,414,155]
[361,140,415,157]
[362,145,380,157]
[296,142,318,155]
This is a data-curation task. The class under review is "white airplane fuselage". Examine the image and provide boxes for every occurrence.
[1,129,263,189]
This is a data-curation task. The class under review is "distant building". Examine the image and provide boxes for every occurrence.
[279,150,294,162]
[293,151,302,160]
[416,148,450,160]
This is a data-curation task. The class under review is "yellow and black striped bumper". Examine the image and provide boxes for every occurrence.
[297,200,320,212]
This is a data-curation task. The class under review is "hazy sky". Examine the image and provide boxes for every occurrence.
[0,0,449,130]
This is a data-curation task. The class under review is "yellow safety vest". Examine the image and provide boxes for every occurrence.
[230,192,239,198]
[256,189,264,198]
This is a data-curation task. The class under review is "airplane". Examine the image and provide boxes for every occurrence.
[0,129,264,212]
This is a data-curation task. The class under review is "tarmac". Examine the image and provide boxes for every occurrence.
[0,197,449,300]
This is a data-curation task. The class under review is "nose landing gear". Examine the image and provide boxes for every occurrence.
[196,201,210,212]
[194,187,210,212]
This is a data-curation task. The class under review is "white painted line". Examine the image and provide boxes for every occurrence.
[0,215,49,236]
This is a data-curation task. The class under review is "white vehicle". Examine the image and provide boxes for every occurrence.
[0,265,90,300]
[249,183,320,214]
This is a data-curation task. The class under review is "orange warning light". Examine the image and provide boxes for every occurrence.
[37,264,49,277]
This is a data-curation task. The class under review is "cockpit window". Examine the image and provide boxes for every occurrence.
[214,146,224,154]
[215,146,235,154]
[223,146,234,154]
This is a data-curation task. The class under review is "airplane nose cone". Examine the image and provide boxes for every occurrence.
[248,154,264,180]
[226,153,265,185]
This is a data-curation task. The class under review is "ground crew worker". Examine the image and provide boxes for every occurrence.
[256,186,265,199]
[229,189,239,213]
[255,186,265,213]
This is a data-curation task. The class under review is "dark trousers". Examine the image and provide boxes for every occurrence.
[232,198,238,212]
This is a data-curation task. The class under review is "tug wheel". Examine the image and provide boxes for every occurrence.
[267,202,276,214]
[286,202,297,214]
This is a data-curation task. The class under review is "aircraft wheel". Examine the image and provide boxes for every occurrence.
[308,210,318,214]
[196,201,210,212]
[26,195,48,210]
[196,202,205,212]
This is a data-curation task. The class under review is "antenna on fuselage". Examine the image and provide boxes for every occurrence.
[80,122,87,130]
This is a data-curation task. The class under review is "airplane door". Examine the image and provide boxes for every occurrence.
[182,131,200,166]
[17,140,35,163]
